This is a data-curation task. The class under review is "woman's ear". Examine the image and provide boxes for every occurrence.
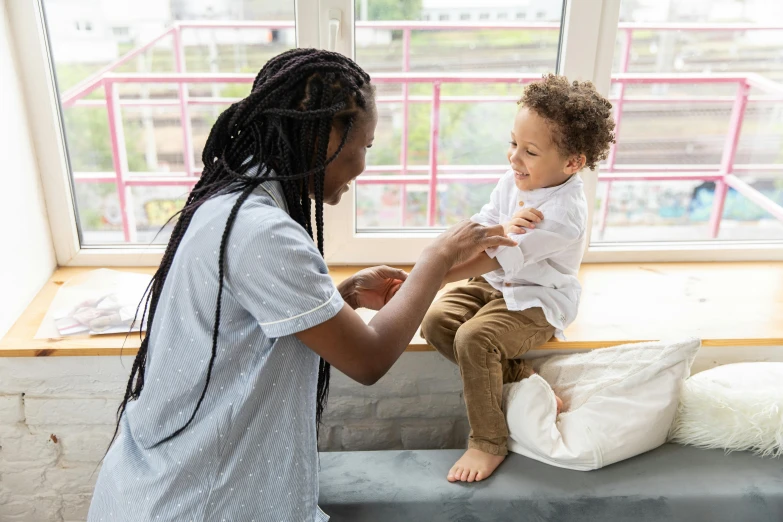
[564,154,587,175]
[325,124,343,161]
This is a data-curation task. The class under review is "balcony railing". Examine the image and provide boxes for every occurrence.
[60,21,783,242]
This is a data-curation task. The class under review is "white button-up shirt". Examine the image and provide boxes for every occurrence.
[471,170,588,339]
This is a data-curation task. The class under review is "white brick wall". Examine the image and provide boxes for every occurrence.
[0,356,132,522]
[2,347,782,521]
[319,352,469,451]
[0,353,467,521]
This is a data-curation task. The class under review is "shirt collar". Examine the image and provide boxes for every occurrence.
[517,173,582,204]
[258,179,289,213]
[243,158,289,213]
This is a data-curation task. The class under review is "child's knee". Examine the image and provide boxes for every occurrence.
[421,306,453,352]
[453,322,496,359]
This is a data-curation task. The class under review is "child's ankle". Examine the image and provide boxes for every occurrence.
[468,440,508,457]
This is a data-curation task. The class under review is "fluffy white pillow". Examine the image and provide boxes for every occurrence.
[668,362,783,457]
[502,338,701,471]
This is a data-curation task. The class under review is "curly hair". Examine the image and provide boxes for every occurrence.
[519,74,615,171]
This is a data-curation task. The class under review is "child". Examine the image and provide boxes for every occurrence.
[421,74,615,483]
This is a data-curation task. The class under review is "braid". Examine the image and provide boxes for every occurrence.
[160,182,259,444]
[314,173,325,255]
[110,49,374,451]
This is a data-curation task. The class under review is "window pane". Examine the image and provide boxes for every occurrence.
[43,0,295,246]
[354,0,565,231]
[595,176,783,242]
[594,0,783,244]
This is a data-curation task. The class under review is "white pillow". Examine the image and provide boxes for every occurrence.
[668,362,783,457]
[502,338,701,471]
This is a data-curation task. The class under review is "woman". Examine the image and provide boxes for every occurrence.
[88,49,513,522]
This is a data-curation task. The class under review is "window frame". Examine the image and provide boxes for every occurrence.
[9,0,783,267]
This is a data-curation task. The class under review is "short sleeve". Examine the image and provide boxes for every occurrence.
[226,208,344,338]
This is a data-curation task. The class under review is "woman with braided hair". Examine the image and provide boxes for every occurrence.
[88,49,514,522]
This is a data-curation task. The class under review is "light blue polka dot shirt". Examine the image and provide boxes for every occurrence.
[88,179,342,521]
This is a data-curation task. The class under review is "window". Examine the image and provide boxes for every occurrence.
[40,0,296,246]
[14,0,783,265]
[593,0,783,245]
[75,21,95,32]
[354,0,565,233]
[497,12,508,20]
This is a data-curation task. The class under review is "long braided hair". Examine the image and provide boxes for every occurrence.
[112,49,373,447]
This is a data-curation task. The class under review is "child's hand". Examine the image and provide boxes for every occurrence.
[340,266,408,310]
[503,207,543,235]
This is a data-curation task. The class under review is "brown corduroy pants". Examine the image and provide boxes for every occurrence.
[421,277,555,456]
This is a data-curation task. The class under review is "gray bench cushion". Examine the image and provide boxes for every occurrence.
[319,444,783,522]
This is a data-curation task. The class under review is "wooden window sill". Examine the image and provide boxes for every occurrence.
[1,262,782,357]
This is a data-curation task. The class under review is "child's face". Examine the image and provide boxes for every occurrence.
[507,107,585,191]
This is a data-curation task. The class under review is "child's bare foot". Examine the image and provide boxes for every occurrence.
[531,370,564,414]
[447,448,505,483]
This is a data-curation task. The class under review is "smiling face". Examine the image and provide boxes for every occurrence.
[320,100,378,206]
[507,107,585,191]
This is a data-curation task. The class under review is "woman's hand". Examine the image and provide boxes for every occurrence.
[431,220,517,267]
[338,266,408,311]
[296,222,514,387]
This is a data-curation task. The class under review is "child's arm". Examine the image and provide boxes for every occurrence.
[493,215,583,281]
[443,208,543,285]
[443,252,501,284]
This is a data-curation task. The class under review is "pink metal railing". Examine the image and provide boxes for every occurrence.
[597,28,632,238]
[60,21,783,241]
[172,27,194,185]
[103,80,135,236]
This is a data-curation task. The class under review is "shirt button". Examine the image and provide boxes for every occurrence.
[504,283,512,287]
[518,201,525,207]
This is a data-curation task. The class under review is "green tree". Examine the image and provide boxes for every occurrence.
[63,107,146,172]
[359,0,422,21]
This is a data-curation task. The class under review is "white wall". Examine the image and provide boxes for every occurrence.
[0,0,57,338]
